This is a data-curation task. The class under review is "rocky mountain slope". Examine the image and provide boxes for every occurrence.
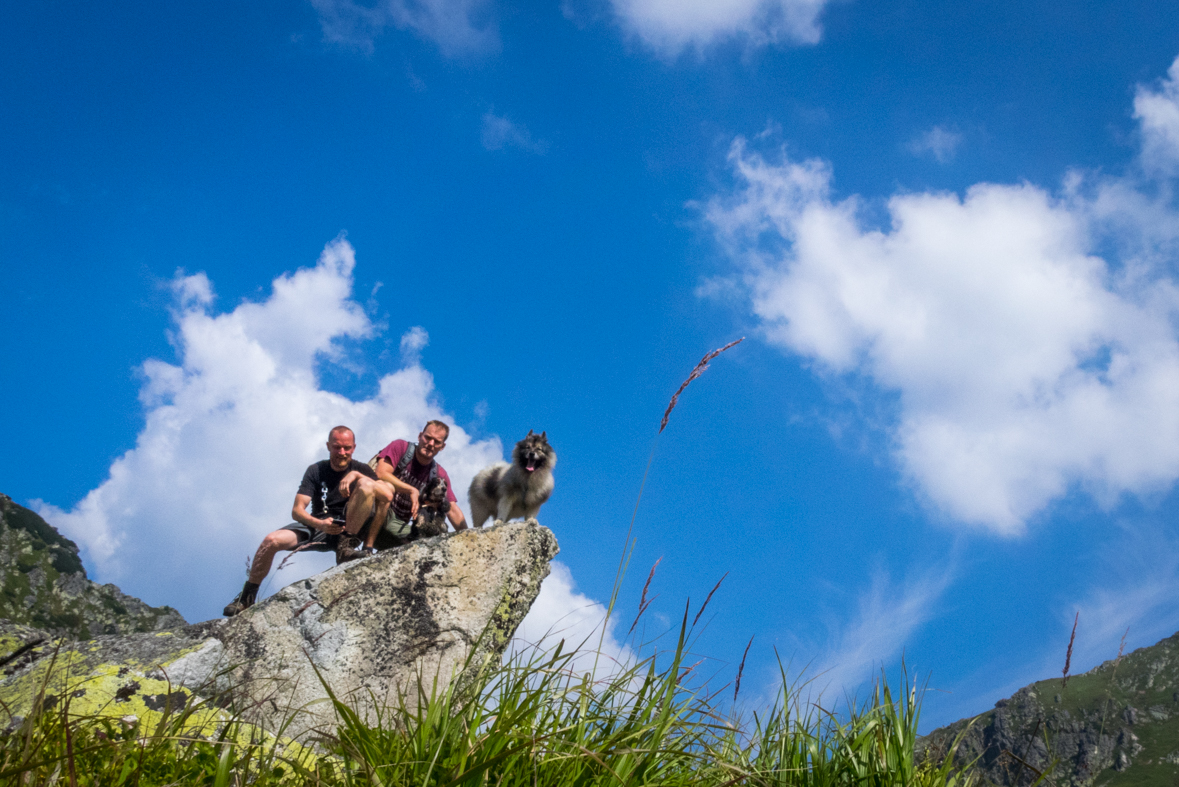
[0,493,185,638]
[922,632,1179,787]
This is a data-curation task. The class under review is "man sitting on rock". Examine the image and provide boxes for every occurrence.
[223,425,393,617]
[365,420,467,550]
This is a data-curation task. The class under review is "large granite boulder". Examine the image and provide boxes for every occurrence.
[0,520,558,741]
[0,494,186,637]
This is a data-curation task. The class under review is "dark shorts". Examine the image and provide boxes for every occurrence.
[280,522,340,552]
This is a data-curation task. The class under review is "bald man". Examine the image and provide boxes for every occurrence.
[222,425,393,616]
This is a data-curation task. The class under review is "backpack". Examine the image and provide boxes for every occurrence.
[368,442,439,486]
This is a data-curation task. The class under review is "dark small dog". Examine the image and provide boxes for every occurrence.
[412,477,450,538]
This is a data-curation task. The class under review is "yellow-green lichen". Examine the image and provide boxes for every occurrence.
[0,635,28,659]
[0,650,321,770]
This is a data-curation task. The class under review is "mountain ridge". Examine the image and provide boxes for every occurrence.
[922,631,1179,787]
[0,493,185,639]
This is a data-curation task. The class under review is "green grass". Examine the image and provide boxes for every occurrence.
[0,611,975,787]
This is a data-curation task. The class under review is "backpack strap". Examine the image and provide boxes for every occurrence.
[394,443,417,477]
[369,442,440,486]
[395,443,439,484]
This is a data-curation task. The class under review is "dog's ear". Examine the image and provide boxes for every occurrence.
[526,429,533,436]
[540,431,546,440]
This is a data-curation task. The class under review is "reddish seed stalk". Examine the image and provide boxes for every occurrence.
[734,634,754,701]
[660,338,745,434]
[693,572,729,629]
[628,557,662,636]
[276,540,320,573]
[1062,612,1079,688]
[1116,627,1129,662]
[678,659,705,686]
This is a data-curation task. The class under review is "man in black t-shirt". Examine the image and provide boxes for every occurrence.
[223,425,394,617]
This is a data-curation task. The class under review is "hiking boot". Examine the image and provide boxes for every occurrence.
[222,582,258,617]
[335,535,366,564]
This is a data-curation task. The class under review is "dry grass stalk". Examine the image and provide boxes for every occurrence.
[628,557,662,636]
[275,539,322,573]
[734,634,754,701]
[692,572,729,629]
[1061,612,1078,689]
[660,338,744,434]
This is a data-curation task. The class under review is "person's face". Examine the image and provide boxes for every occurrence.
[326,430,356,470]
[416,425,448,461]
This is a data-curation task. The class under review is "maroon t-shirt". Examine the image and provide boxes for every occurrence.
[376,439,457,520]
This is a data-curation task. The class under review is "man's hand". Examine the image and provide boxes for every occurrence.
[316,517,343,535]
[338,471,363,499]
[408,487,420,518]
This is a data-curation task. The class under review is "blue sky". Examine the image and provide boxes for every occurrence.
[4,0,1179,730]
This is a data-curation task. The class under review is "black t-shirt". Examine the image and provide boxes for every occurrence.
[297,460,378,519]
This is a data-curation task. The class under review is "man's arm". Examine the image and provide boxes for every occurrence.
[447,504,467,532]
[337,470,367,498]
[291,493,340,535]
[374,457,420,517]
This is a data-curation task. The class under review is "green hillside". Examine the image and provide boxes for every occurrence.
[923,632,1179,787]
[0,493,185,639]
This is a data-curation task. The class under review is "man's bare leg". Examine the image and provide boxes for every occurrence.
[343,478,393,552]
[248,529,301,584]
[344,478,391,533]
[363,495,390,549]
[226,529,301,617]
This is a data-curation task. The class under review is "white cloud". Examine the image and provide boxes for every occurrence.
[1066,521,1179,672]
[609,0,828,55]
[399,325,429,365]
[705,116,1179,532]
[511,562,636,680]
[480,112,547,154]
[35,238,518,622]
[310,0,498,57]
[1134,56,1179,175]
[908,125,962,164]
[807,569,950,699]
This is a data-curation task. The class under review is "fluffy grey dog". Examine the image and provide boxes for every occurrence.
[468,431,556,527]
[412,477,450,538]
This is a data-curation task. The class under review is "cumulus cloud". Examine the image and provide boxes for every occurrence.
[310,0,498,57]
[480,112,547,154]
[399,325,429,365]
[35,238,514,621]
[1135,56,1179,176]
[609,0,828,55]
[908,125,962,164]
[705,70,1179,533]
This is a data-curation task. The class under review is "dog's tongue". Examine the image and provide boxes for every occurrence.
[525,463,536,472]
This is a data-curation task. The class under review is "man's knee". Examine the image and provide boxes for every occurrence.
[372,479,394,504]
[349,479,392,509]
[260,530,298,552]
